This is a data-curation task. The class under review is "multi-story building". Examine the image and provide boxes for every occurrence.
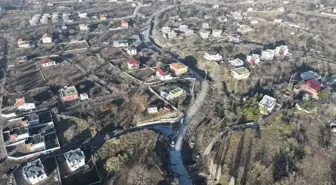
[60,86,79,102]
[22,159,47,185]
[64,148,86,172]
[170,63,188,76]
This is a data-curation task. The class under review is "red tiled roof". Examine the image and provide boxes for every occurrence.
[15,97,25,107]
[157,67,166,76]
[305,79,321,92]
[128,59,139,65]
[40,58,49,64]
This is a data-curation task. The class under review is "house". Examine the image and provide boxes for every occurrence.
[25,135,46,152]
[170,63,188,76]
[60,86,79,102]
[126,47,137,55]
[204,52,223,61]
[113,40,129,47]
[147,105,158,114]
[274,45,289,57]
[204,15,212,19]
[217,16,227,22]
[100,15,107,21]
[199,30,211,39]
[229,58,244,67]
[167,87,185,100]
[18,39,31,48]
[300,71,322,80]
[127,59,140,70]
[22,159,47,185]
[260,49,275,60]
[246,54,261,65]
[15,97,36,111]
[41,33,52,44]
[230,67,250,80]
[237,25,253,33]
[40,58,56,67]
[250,19,259,24]
[179,25,188,32]
[278,7,285,12]
[274,19,282,23]
[185,29,195,36]
[167,31,177,40]
[202,22,210,29]
[259,95,277,115]
[301,79,321,99]
[232,11,243,20]
[161,26,171,34]
[78,12,87,18]
[228,34,241,43]
[64,148,86,172]
[212,29,222,38]
[156,67,172,81]
[79,24,89,31]
[80,93,89,100]
[121,19,129,28]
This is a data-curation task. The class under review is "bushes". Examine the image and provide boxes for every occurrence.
[239,93,263,122]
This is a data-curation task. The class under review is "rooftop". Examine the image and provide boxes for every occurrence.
[61,86,78,97]
[259,95,276,108]
[170,63,187,70]
[64,148,85,164]
[22,159,46,179]
[229,58,244,67]
[231,67,250,75]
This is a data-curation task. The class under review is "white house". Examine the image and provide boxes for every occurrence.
[79,24,89,31]
[15,97,36,111]
[259,95,277,115]
[260,49,275,60]
[113,40,128,47]
[40,58,56,67]
[80,93,89,100]
[246,54,261,65]
[237,25,253,33]
[278,7,285,12]
[18,39,31,48]
[202,22,210,29]
[232,11,243,20]
[274,19,282,24]
[185,29,195,36]
[204,52,223,61]
[161,26,171,34]
[78,12,87,18]
[126,47,137,55]
[218,16,227,22]
[274,45,289,57]
[250,19,259,24]
[156,67,173,81]
[127,60,140,70]
[229,58,244,67]
[199,30,211,39]
[64,148,86,172]
[179,25,189,32]
[231,67,250,80]
[147,105,158,114]
[212,29,222,38]
[41,33,52,44]
[22,159,47,185]
[167,31,177,40]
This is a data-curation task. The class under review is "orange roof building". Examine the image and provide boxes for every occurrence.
[169,63,188,76]
[15,97,25,108]
[121,19,129,28]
